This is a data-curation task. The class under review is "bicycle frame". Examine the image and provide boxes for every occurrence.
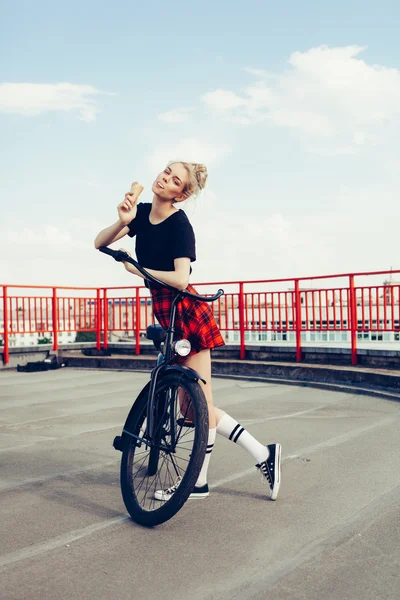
[98,246,223,446]
[144,290,210,442]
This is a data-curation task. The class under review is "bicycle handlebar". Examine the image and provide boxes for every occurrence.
[98,246,224,302]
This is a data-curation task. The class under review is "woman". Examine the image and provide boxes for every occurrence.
[94,161,281,500]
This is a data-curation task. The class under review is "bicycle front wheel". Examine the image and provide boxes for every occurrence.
[120,372,208,526]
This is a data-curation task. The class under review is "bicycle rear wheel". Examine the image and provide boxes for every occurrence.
[120,372,208,526]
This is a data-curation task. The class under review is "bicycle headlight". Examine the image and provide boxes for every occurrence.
[173,339,191,357]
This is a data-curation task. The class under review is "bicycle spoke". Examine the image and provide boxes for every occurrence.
[152,452,172,507]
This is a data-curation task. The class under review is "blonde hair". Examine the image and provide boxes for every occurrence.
[168,161,208,199]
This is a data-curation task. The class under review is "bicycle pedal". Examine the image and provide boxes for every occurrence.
[176,418,195,428]
[113,435,123,452]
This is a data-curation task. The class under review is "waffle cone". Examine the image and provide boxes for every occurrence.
[130,182,144,198]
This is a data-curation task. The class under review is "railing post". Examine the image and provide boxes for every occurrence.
[96,288,101,351]
[52,287,58,351]
[103,288,108,349]
[135,287,141,355]
[349,275,357,365]
[3,286,9,365]
[294,279,302,362]
[238,282,246,360]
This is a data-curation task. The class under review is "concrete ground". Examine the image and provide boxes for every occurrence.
[0,368,399,600]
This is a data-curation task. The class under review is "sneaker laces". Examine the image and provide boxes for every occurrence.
[163,476,182,495]
[256,460,272,487]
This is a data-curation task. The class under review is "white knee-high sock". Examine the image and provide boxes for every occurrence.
[195,427,216,488]
[217,413,269,464]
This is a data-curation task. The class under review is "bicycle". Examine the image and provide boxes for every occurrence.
[99,246,224,526]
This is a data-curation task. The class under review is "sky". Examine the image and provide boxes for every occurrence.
[1,0,400,291]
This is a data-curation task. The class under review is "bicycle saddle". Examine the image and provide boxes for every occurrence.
[146,324,167,343]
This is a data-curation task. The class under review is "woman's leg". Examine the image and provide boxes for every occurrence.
[214,410,282,501]
[214,408,269,463]
[182,349,215,426]
[161,350,281,500]
[192,365,281,500]
[182,351,268,469]
[182,349,216,493]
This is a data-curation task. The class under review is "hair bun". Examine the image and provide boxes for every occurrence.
[167,160,208,199]
[193,163,208,190]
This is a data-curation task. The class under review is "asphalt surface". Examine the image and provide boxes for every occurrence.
[0,368,399,600]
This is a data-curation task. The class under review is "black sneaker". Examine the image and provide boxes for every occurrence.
[154,478,209,501]
[154,476,182,501]
[256,443,281,500]
[188,484,209,499]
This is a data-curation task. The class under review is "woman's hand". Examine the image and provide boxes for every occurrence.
[118,248,139,275]
[117,182,143,225]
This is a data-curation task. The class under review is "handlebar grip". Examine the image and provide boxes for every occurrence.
[99,246,130,262]
[98,246,116,257]
[191,289,224,302]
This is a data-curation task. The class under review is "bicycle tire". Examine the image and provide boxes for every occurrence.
[120,372,208,527]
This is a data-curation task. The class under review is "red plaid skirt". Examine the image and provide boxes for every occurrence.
[150,283,225,357]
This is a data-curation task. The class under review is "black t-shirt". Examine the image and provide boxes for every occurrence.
[127,203,196,274]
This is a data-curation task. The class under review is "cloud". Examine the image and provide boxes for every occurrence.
[242,67,270,78]
[2,192,397,287]
[0,82,112,121]
[197,210,321,276]
[0,223,103,287]
[6,225,89,248]
[202,89,246,111]
[190,200,398,284]
[146,137,232,174]
[202,46,400,152]
[158,107,193,123]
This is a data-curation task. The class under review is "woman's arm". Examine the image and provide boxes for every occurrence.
[94,221,130,248]
[122,255,191,291]
[94,183,143,248]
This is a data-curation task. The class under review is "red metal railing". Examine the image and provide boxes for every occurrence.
[1,269,400,366]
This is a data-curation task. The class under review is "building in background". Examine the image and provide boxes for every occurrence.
[0,309,77,347]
